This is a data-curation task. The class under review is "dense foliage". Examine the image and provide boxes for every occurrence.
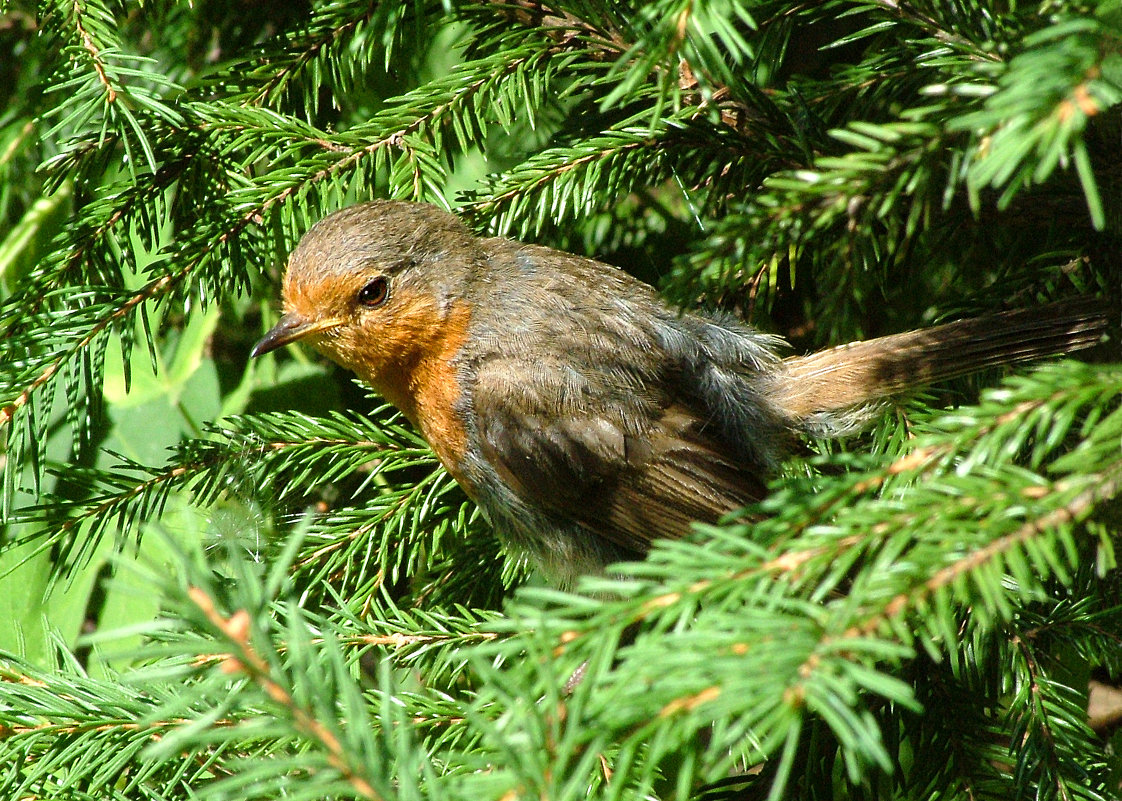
[1,1,1120,799]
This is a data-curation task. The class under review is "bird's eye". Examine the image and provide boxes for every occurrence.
[357,277,389,308]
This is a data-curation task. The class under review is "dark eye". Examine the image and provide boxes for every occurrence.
[357,276,389,308]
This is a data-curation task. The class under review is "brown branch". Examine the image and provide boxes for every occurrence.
[247,13,369,107]
[489,0,765,135]
[1009,637,1076,801]
[72,0,117,102]
[188,587,384,801]
[844,469,1122,641]
[495,0,627,54]
[0,272,175,429]
[0,120,405,433]
[870,0,1002,60]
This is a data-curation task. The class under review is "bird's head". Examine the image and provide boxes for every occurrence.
[252,201,479,414]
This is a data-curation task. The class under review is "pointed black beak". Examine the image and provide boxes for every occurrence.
[251,312,342,357]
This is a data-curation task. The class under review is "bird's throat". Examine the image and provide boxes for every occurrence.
[359,300,474,485]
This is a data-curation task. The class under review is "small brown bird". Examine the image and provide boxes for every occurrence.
[253,201,1106,584]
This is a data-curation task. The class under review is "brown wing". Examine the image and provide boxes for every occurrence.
[475,397,768,555]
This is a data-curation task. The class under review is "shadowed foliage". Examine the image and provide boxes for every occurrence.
[0,2,1119,799]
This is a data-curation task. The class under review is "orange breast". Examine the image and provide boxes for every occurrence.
[368,299,474,490]
[409,304,473,487]
[288,277,477,492]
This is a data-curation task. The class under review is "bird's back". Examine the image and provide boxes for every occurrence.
[448,239,795,578]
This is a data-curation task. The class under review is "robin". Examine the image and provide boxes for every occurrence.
[252,200,1106,585]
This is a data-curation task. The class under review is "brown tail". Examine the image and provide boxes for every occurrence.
[769,299,1108,422]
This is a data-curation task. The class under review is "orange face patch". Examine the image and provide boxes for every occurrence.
[282,277,474,482]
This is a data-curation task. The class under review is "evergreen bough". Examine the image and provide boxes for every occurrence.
[0,1,1119,799]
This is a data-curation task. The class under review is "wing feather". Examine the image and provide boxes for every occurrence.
[475,392,767,555]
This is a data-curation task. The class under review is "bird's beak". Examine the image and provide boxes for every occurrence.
[251,312,344,357]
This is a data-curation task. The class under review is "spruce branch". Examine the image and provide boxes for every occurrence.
[860,0,1006,56]
[1007,638,1106,801]
[0,3,1118,800]
[68,0,119,104]
[8,409,433,566]
[186,586,385,801]
[230,0,429,109]
[472,363,1121,797]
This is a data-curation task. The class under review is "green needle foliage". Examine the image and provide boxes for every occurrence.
[1,1,1120,799]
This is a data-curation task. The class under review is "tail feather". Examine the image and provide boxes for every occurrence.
[769,299,1107,423]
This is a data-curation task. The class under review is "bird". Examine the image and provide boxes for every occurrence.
[252,200,1106,585]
